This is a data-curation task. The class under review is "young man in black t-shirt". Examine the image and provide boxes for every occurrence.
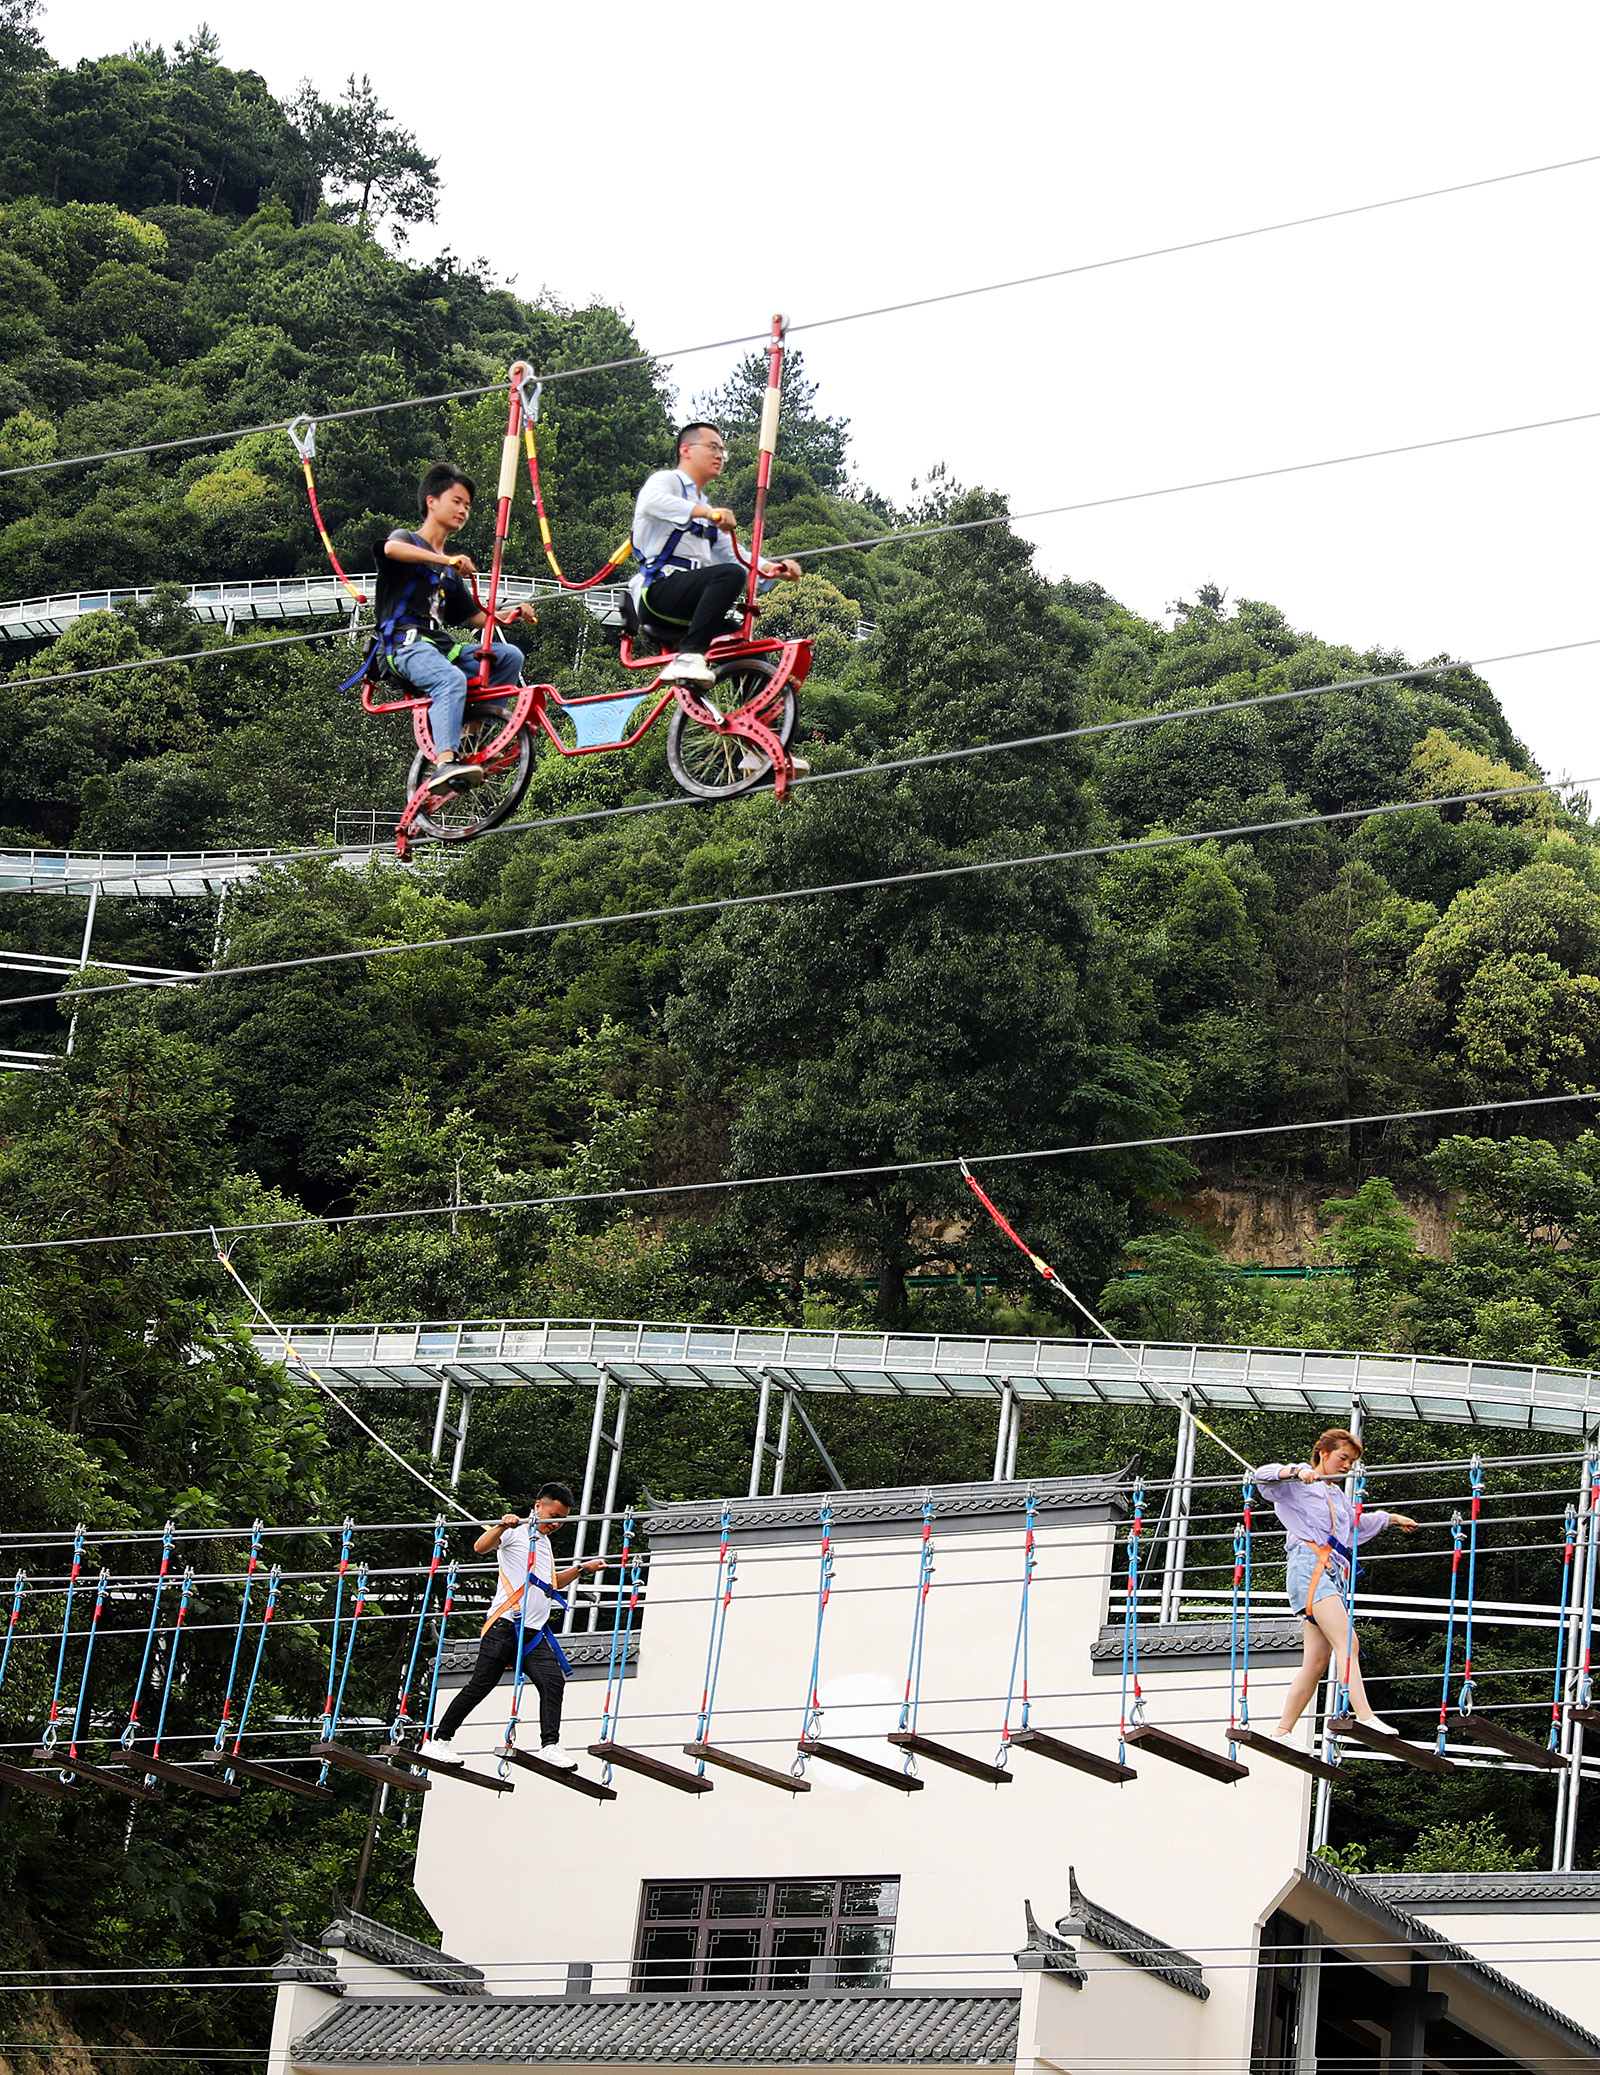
[377,463,538,792]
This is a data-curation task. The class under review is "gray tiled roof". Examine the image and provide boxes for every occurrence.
[1018,1901,1086,1988]
[645,1472,1131,1541]
[1090,1620,1303,1670]
[1307,1857,1600,2060]
[292,1989,1022,2066]
[1358,1869,1600,1912]
[1066,1869,1208,2000]
[320,1912,485,1996]
[275,1935,344,1993]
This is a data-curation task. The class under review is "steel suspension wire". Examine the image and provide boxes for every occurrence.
[220,1564,280,1776]
[793,1501,835,1777]
[5,148,1595,484]
[39,1528,84,1753]
[211,1522,262,1753]
[19,763,1593,1025]
[421,1560,458,1740]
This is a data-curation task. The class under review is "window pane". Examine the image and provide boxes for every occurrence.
[770,1927,828,1990]
[645,1884,702,1921]
[705,1927,760,1991]
[834,1922,894,1988]
[775,1881,835,1918]
[841,1879,899,1918]
[709,1882,768,1919]
[638,1928,697,1993]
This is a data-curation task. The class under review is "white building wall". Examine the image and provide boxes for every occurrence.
[1394,1909,1600,2036]
[413,1495,1310,2070]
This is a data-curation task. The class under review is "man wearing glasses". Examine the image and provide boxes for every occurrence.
[629,423,802,690]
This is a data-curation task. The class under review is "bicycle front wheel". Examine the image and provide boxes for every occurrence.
[665,658,799,801]
[406,714,535,842]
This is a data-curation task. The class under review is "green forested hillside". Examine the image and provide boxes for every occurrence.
[0,13,1597,2065]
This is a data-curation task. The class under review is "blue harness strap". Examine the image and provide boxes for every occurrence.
[637,475,723,590]
[519,1580,572,1676]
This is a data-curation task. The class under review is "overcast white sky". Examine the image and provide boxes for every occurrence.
[49,1,1600,784]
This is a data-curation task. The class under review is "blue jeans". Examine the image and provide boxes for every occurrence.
[387,637,524,755]
[1287,1541,1347,1616]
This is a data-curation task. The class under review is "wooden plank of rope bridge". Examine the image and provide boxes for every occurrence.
[35,1750,163,1802]
[682,1741,811,1793]
[382,1743,512,1794]
[588,1741,713,1794]
[1006,1727,1137,1784]
[799,1739,924,1791]
[1122,1725,1249,1784]
[1444,1712,1565,1770]
[1565,1704,1600,1724]
[1332,1716,1455,1774]
[310,1740,430,1792]
[1228,1727,1342,1784]
[886,1732,1012,1785]
[0,1757,79,1800]
[195,1750,337,1801]
[499,1744,616,1800]
[103,1748,243,1800]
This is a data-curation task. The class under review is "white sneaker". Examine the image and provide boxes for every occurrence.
[540,1743,578,1772]
[661,652,717,690]
[1354,1714,1403,1739]
[421,1737,462,1765]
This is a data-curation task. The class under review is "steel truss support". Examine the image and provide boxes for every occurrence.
[428,1375,473,1488]
[1159,1389,1197,1624]
[749,1372,846,1498]
[565,1366,629,1634]
[1553,1430,1596,1870]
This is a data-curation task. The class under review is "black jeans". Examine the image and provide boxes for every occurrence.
[435,1621,566,1745]
[643,563,745,654]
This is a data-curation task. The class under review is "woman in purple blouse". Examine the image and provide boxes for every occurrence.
[1255,1428,1417,1744]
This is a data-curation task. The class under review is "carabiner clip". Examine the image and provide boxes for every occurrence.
[286,415,318,463]
[516,371,542,425]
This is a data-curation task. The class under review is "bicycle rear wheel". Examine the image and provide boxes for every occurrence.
[406,710,535,842]
[666,658,799,801]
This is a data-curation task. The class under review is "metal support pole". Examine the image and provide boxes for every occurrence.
[448,1388,472,1489]
[589,1387,630,1633]
[1004,1395,1021,1481]
[564,1368,609,1632]
[749,1368,773,1499]
[65,883,100,1056]
[772,1387,794,1497]
[429,1378,451,1461]
[1160,1391,1196,1624]
[992,1380,1014,1482]
[211,883,229,964]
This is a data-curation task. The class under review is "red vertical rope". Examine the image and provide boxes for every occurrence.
[475,372,525,686]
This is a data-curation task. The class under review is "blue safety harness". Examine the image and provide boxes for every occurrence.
[636,473,724,593]
[518,1576,573,1677]
[339,548,476,693]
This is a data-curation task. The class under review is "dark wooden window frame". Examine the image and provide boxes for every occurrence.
[632,1876,899,1994]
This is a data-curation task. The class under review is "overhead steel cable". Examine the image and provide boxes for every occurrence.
[2,767,1590,1017]
[789,408,1600,564]
[20,636,1597,896]
[0,1086,1593,1255]
[4,625,345,691]
[3,149,1595,483]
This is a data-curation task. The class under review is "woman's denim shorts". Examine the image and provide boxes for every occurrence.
[1287,1541,1347,1617]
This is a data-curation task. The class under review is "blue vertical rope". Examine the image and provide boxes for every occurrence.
[1118,1480,1146,1765]
[691,1504,736,1776]
[1334,1465,1365,1719]
[226,1565,281,1779]
[896,1496,936,1756]
[319,1519,355,1741]
[1436,1510,1464,1753]
[42,1525,86,1750]
[1227,1475,1255,1747]
[501,1517,540,1759]
[422,1561,459,1740]
[212,1522,262,1753]
[1458,1454,1483,1716]
[150,1567,194,1760]
[1577,1453,1600,1713]
[393,1519,448,1741]
[120,1521,175,1751]
[793,1502,835,1778]
[1549,1502,1578,1753]
[68,1569,111,1759]
[327,1563,369,1740]
[998,1489,1037,1769]
[596,1511,642,1783]
[0,1572,25,1701]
